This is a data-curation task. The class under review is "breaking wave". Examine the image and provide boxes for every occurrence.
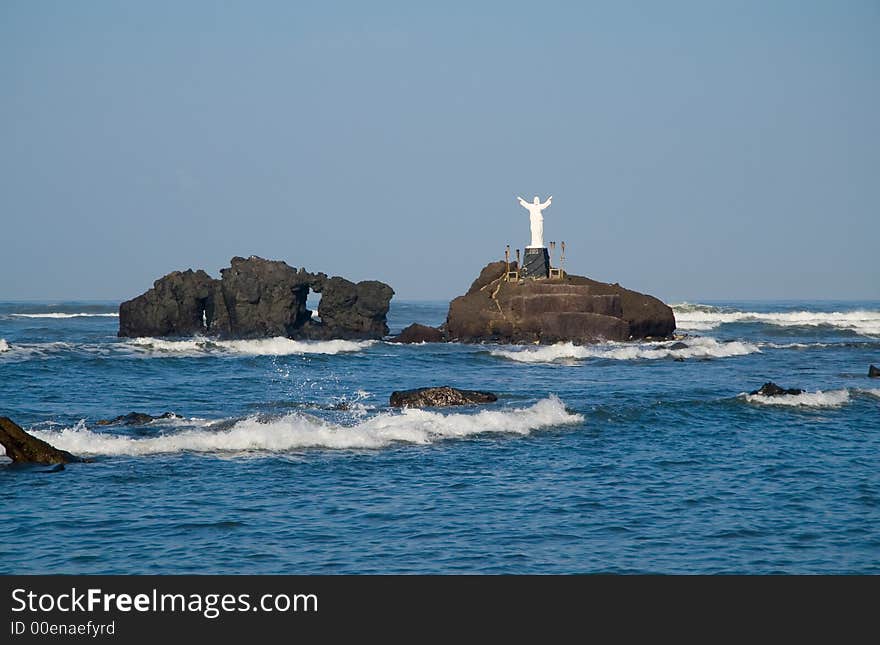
[740,389,851,408]
[10,312,118,319]
[0,341,75,362]
[127,337,375,356]
[671,303,880,336]
[22,397,581,456]
[0,337,375,361]
[491,337,760,363]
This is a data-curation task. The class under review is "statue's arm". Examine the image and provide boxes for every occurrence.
[516,196,527,207]
[541,196,553,209]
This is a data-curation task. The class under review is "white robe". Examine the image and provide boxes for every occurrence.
[521,200,551,248]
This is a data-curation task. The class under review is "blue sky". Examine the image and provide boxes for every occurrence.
[1,1,877,301]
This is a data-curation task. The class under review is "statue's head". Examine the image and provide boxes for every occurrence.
[533,196,540,204]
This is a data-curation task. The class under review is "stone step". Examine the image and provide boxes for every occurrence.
[510,293,622,318]
[517,283,592,295]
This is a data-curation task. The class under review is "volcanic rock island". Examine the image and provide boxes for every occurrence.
[119,255,394,340]
[442,260,674,344]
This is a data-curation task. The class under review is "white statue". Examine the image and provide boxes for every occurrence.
[517,195,552,248]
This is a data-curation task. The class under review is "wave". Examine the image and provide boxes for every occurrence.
[491,337,760,363]
[10,312,118,319]
[761,342,831,350]
[128,336,375,356]
[0,341,75,362]
[758,341,880,353]
[670,304,880,335]
[20,397,582,456]
[0,337,375,361]
[740,389,850,408]
[669,303,724,314]
[0,339,8,352]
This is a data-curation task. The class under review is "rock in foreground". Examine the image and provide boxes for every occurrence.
[389,323,444,344]
[749,382,804,397]
[119,256,393,340]
[0,417,84,464]
[869,365,880,378]
[445,260,675,344]
[390,386,498,408]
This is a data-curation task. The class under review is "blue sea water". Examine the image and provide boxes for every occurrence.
[1,299,879,574]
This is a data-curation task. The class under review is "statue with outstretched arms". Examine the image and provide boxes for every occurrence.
[517,195,552,248]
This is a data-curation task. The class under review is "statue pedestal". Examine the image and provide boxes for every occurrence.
[521,247,550,279]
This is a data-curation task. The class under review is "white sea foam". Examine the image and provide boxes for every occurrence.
[761,342,827,350]
[0,341,75,362]
[741,389,851,408]
[22,397,581,456]
[491,336,760,363]
[672,321,720,331]
[10,312,118,319]
[0,337,374,361]
[858,389,880,399]
[670,303,880,336]
[143,414,213,428]
[128,336,375,356]
[0,339,8,353]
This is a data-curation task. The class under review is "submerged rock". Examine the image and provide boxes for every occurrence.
[0,416,85,465]
[445,260,675,344]
[389,386,498,408]
[869,365,880,378]
[749,382,804,397]
[119,256,393,341]
[390,323,444,344]
[669,342,689,350]
[95,411,178,426]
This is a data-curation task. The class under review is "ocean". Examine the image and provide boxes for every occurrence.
[1,299,878,574]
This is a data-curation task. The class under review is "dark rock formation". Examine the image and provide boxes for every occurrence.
[0,417,84,464]
[305,277,394,340]
[118,269,216,337]
[669,342,689,350]
[445,260,675,344]
[119,256,393,340]
[390,386,498,408]
[210,256,311,338]
[95,412,178,426]
[749,382,804,397]
[390,323,444,344]
[869,365,880,378]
